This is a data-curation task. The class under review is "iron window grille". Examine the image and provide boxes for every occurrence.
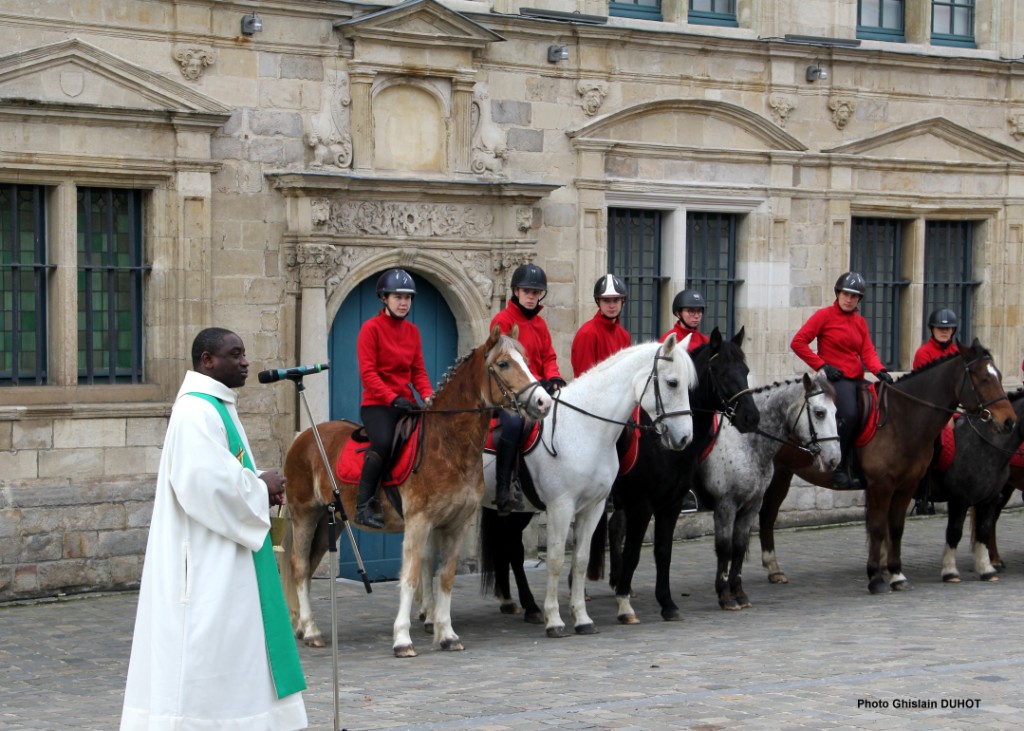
[686,212,741,338]
[608,208,666,342]
[857,0,906,42]
[851,217,909,370]
[923,220,978,342]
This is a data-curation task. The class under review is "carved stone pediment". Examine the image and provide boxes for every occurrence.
[569,99,807,152]
[823,117,1024,164]
[0,38,230,121]
[335,0,505,56]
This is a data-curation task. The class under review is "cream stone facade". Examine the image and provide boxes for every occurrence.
[2,0,1024,600]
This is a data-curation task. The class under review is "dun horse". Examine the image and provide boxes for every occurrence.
[475,336,697,638]
[597,329,762,623]
[926,389,1024,581]
[280,326,551,657]
[759,339,1016,594]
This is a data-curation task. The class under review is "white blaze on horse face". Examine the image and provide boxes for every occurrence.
[640,347,695,451]
[508,346,551,418]
[807,392,841,472]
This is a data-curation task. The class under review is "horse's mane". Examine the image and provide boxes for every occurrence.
[429,334,522,404]
[749,372,835,399]
[893,349,966,384]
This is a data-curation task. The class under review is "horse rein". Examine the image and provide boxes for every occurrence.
[751,385,838,458]
[879,353,1008,424]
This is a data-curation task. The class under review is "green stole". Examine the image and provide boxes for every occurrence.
[187,392,306,699]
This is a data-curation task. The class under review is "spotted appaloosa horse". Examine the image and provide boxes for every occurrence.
[279,325,551,657]
[475,336,697,638]
[760,339,1016,594]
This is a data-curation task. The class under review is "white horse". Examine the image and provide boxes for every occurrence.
[694,373,841,610]
[479,336,697,637]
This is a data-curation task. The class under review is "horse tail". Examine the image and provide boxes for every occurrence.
[587,511,608,582]
[479,507,500,595]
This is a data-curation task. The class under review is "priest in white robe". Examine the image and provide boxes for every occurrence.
[121,328,307,731]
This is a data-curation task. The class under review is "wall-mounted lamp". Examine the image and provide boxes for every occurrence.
[547,45,569,64]
[241,13,263,35]
[806,63,828,82]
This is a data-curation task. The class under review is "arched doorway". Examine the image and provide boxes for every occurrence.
[328,271,458,581]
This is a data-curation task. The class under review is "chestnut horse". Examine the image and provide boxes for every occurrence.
[759,339,1016,594]
[280,326,552,657]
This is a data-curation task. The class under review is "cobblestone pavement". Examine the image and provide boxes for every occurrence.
[3,509,1024,730]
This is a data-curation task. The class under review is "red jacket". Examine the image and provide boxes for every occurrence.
[491,301,562,381]
[659,321,709,352]
[791,301,885,379]
[571,312,631,377]
[357,311,433,407]
[912,337,959,370]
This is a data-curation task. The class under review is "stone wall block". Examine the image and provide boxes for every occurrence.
[64,531,97,559]
[14,565,38,594]
[109,555,145,586]
[22,532,62,562]
[492,99,531,125]
[507,127,543,152]
[38,449,105,480]
[0,450,38,479]
[542,203,577,228]
[0,422,11,451]
[12,420,52,450]
[64,503,127,532]
[98,528,150,558]
[53,419,126,449]
[280,55,324,81]
[125,418,168,448]
[250,111,304,137]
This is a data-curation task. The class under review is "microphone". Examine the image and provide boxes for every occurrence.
[257,363,329,383]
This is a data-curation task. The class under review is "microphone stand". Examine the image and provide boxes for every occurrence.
[286,374,372,731]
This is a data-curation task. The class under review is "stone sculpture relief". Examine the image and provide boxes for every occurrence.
[314,200,494,237]
[768,94,796,127]
[516,206,533,233]
[828,97,856,130]
[306,70,353,169]
[173,47,215,81]
[577,80,609,117]
[471,82,508,175]
[1009,113,1024,140]
[439,249,494,302]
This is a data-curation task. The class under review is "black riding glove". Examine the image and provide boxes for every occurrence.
[821,364,843,382]
[543,377,566,395]
[391,396,415,412]
[876,370,894,385]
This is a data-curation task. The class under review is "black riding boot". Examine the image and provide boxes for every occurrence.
[494,438,524,516]
[832,454,861,490]
[354,451,385,529]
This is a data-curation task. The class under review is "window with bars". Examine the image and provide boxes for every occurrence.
[688,0,738,27]
[77,188,149,384]
[850,218,909,369]
[609,0,662,21]
[1,185,52,385]
[858,0,906,42]
[923,221,977,341]
[608,208,665,341]
[685,212,740,338]
[932,0,975,47]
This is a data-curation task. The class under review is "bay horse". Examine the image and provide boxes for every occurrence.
[926,389,1024,581]
[759,339,1016,594]
[280,325,552,657]
[596,328,762,623]
[474,336,698,638]
[689,372,841,611]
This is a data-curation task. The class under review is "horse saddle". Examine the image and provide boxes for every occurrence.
[336,414,423,488]
[853,382,884,447]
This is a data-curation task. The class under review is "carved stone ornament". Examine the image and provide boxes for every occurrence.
[311,198,330,228]
[306,72,353,169]
[471,82,508,176]
[516,207,533,233]
[320,200,494,238]
[492,252,533,290]
[173,47,215,81]
[287,243,345,289]
[768,94,795,127]
[439,249,494,302]
[577,80,609,117]
[1009,113,1024,140]
[828,97,856,130]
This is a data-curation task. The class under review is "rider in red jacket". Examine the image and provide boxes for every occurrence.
[660,289,710,352]
[490,263,564,514]
[354,269,434,529]
[571,274,631,377]
[791,272,893,490]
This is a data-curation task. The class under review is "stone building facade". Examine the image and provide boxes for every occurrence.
[2,0,1023,600]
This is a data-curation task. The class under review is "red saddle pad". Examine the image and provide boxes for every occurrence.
[697,413,721,464]
[335,421,422,487]
[617,406,643,477]
[484,418,541,454]
[854,383,881,448]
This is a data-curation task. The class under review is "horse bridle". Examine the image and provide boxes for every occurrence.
[702,352,754,423]
[486,349,546,418]
[880,352,1009,424]
[751,384,838,458]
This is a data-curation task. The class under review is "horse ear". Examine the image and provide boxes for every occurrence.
[732,326,745,347]
[802,372,814,391]
[678,333,691,351]
[488,324,503,349]
[709,327,723,348]
[662,333,677,353]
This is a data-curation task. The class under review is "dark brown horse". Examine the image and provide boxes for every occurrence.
[759,339,1016,594]
[279,326,552,657]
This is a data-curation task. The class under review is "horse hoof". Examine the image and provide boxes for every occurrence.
[575,623,598,635]
[617,613,640,625]
[993,561,1006,573]
[942,573,961,583]
[304,635,325,648]
[868,577,891,594]
[980,572,999,582]
[890,580,912,592]
[660,608,680,622]
[394,644,418,658]
[737,598,753,609]
[524,611,545,625]
[767,572,789,584]
[720,599,742,611]
[422,622,434,634]
[440,638,465,651]
[545,626,570,638]
[500,603,520,615]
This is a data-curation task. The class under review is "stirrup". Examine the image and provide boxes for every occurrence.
[354,500,384,529]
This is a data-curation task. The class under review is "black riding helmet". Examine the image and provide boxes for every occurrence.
[593,274,627,302]
[510,263,547,300]
[672,289,705,316]
[834,271,867,297]
[928,308,958,331]
[376,268,417,298]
